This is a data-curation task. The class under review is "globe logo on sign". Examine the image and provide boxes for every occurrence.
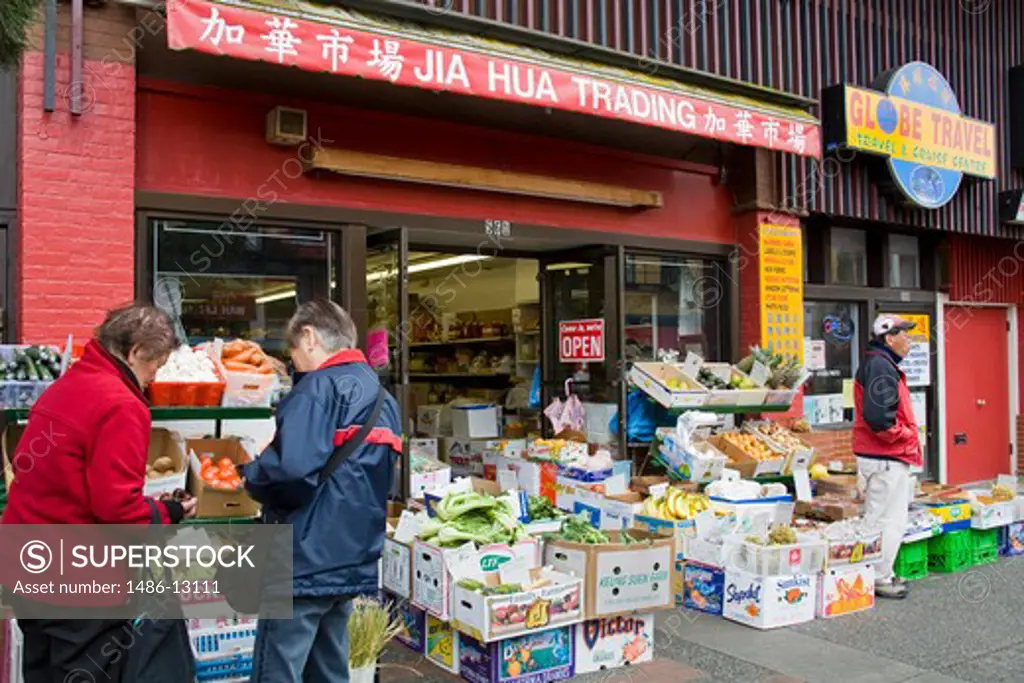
[875,99,899,135]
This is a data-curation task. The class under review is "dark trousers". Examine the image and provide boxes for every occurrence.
[11,597,130,683]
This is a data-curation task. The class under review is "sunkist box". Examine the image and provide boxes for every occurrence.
[460,626,575,683]
[543,530,674,619]
[185,438,259,518]
[574,614,654,674]
[721,568,817,630]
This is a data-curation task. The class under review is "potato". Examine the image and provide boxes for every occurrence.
[152,456,174,473]
[147,470,162,480]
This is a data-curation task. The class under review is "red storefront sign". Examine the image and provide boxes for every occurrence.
[559,319,605,363]
[166,0,820,158]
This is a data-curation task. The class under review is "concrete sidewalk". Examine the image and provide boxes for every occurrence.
[383,554,1024,682]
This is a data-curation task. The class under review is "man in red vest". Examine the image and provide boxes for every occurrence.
[853,314,922,600]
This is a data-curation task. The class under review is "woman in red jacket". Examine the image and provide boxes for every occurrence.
[2,303,196,682]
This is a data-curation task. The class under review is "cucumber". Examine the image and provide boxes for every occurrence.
[15,369,26,381]
[23,356,39,381]
[24,347,40,361]
[37,365,53,381]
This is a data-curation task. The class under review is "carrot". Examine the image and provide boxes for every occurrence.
[250,352,265,366]
[224,360,259,373]
[232,348,255,364]
[255,365,275,374]
[223,340,245,356]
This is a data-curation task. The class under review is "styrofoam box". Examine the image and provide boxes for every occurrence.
[817,563,875,619]
[722,568,817,630]
[451,403,500,439]
[971,500,1016,529]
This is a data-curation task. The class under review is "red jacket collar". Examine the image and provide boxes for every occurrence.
[318,348,368,370]
[79,340,147,402]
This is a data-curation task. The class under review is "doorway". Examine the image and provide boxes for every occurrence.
[944,305,1011,484]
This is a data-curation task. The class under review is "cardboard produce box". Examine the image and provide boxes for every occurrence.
[813,475,860,499]
[382,521,413,599]
[817,563,875,619]
[461,626,575,683]
[722,568,817,630]
[425,614,459,674]
[544,530,673,618]
[709,433,786,478]
[392,598,426,654]
[683,562,725,615]
[185,438,259,518]
[451,570,583,643]
[144,428,188,498]
[574,614,654,674]
[796,496,861,522]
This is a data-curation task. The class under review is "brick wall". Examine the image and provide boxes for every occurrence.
[802,427,855,467]
[17,4,138,343]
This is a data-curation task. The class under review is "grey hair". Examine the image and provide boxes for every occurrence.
[285,299,357,353]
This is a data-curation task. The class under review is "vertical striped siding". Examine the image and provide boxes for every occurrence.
[410,0,1023,237]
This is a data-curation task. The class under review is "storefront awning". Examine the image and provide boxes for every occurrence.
[165,0,821,158]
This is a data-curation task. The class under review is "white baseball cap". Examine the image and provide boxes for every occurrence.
[872,314,917,337]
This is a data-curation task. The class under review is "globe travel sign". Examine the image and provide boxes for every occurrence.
[823,61,996,209]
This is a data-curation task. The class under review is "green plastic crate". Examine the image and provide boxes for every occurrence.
[929,530,971,574]
[894,539,929,580]
[971,528,1001,566]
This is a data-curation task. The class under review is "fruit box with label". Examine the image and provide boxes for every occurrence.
[826,529,883,567]
[723,532,826,575]
[1000,521,1024,556]
[970,498,1016,529]
[382,527,412,599]
[628,362,708,409]
[452,570,584,643]
[442,438,506,478]
[923,500,972,531]
[484,453,559,502]
[817,563,875,619]
[426,614,460,674]
[392,598,426,653]
[571,490,644,531]
[633,515,697,556]
[722,568,817,630]
[543,530,674,619]
[574,614,654,674]
[412,538,539,620]
[460,626,574,683]
[682,562,725,615]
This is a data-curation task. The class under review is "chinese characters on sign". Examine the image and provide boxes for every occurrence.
[893,313,931,387]
[758,225,804,363]
[166,0,821,158]
[559,319,605,363]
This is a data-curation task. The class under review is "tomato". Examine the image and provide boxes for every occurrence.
[217,457,234,470]
[218,465,236,479]
[199,455,213,468]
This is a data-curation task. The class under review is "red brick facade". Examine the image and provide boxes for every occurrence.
[16,5,137,343]
[801,428,855,468]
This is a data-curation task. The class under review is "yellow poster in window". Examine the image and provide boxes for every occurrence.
[759,224,804,364]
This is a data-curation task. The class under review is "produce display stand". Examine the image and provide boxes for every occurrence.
[1,405,273,438]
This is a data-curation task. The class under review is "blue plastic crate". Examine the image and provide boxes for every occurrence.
[195,654,253,682]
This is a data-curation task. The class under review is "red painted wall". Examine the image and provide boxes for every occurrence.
[135,82,736,244]
[18,49,136,344]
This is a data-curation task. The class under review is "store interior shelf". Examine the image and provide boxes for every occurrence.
[409,336,514,348]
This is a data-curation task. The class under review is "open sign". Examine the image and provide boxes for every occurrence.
[559,319,605,363]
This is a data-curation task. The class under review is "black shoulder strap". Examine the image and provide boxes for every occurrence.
[319,386,387,485]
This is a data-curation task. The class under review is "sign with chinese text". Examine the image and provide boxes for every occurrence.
[167,0,820,158]
[758,225,803,363]
[824,62,995,209]
[559,319,605,363]
[894,313,931,387]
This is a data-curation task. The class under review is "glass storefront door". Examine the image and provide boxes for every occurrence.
[540,247,625,457]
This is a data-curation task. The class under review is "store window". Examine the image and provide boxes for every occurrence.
[151,219,335,360]
[624,254,727,362]
[829,228,867,286]
[803,301,860,426]
[888,234,920,288]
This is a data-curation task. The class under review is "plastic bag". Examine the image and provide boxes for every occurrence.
[529,364,541,409]
[611,389,657,443]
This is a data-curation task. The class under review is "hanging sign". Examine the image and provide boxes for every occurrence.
[559,319,605,363]
[892,313,931,387]
[823,61,996,209]
[167,0,821,158]
[758,224,804,363]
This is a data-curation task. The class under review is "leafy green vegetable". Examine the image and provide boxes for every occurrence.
[436,491,503,521]
[527,495,563,521]
[418,491,529,548]
[553,514,610,544]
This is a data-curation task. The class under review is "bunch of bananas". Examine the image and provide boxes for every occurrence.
[641,488,710,521]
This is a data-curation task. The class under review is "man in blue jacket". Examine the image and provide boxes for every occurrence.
[244,300,402,683]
